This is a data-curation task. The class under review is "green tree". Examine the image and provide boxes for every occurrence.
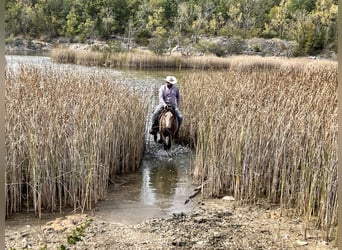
[266,0,290,39]
[287,0,315,13]
[99,7,116,39]
[312,0,338,51]
[253,0,280,38]
[4,0,338,55]
[65,8,79,40]
[5,0,22,36]
[191,2,216,43]
[78,18,97,42]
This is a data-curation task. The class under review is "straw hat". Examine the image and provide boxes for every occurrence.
[165,76,177,84]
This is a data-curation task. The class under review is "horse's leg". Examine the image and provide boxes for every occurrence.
[167,136,172,150]
[164,135,170,150]
[163,133,172,150]
[157,132,163,143]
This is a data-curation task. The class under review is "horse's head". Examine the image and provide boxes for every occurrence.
[163,111,174,129]
[158,105,178,150]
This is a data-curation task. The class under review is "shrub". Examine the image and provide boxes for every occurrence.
[148,36,168,55]
[135,30,152,46]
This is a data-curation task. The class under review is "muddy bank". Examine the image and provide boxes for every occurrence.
[5,198,336,250]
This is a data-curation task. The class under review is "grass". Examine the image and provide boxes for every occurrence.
[179,56,337,242]
[5,64,147,218]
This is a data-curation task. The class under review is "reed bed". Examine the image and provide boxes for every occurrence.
[5,65,147,218]
[51,48,239,70]
[179,57,337,241]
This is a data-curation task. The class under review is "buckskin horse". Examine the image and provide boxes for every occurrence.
[153,103,178,150]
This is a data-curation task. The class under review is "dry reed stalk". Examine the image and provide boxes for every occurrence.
[5,65,147,217]
[50,48,245,70]
[180,57,337,240]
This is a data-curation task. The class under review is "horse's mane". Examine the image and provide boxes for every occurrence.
[163,103,175,114]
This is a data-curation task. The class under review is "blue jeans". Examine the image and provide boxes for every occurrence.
[152,104,183,130]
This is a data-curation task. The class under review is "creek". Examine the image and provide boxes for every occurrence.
[5,54,197,226]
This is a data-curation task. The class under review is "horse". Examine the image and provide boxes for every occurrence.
[153,104,178,150]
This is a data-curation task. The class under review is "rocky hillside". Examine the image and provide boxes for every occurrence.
[5,36,337,60]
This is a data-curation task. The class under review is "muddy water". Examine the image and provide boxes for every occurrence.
[95,145,196,224]
[5,55,197,225]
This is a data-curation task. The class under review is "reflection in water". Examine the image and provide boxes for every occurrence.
[150,162,177,197]
[92,152,195,224]
[141,162,178,209]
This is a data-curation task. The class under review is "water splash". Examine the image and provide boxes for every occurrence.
[145,134,192,159]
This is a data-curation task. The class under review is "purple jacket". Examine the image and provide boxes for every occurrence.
[159,84,181,108]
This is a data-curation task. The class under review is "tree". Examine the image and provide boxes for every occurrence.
[4,0,338,55]
[191,1,216,43]
[78,18,97,42]
[65,8,79,40]
[253,0,280,38]
[266,0,290,39]
[99,7,116,39]
[312,0,338,51]
[6,0,23,36]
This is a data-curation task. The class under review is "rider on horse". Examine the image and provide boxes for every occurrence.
[149,76,183,138]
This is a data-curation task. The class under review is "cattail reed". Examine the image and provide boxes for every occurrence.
[50,48,236,70]
[180,57,337,241]
[5,65,147,217]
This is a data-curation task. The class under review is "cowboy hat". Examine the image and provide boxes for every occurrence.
[165,76,177,84]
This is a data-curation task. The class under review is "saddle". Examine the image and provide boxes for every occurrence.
[159,104,175,118]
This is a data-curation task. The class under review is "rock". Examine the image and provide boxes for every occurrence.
[216,211,232,218]
[172,238,188,246]
[22,238,29,248]
[222,196,235,201]
[213,231,223,238]
[43,214,88,233]
[296,240,308,246]
[193,217,206,223]
[322,241,328,246]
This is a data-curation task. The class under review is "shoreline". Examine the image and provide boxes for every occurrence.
[5,198,337,249]
[5,37,338,61]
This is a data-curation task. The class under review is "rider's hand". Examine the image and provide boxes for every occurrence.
[163,103,167,108]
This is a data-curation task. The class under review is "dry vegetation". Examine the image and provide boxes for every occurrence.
[5,53,337,245]
[179,56,337,242]
[5,65,147,218]
[50,48,235,70]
